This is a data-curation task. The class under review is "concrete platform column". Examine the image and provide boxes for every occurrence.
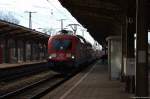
[43,44,47,59]
[125,19,135,93]
[107,36,122,80]
[108,39,111,80]
[135,0,148,96]
[126,22,135,62]
[121,16,127,81]
[4,39,9,63]
[123,0,136,93]
[23,41,26,62]
[15,40,18,62]
[30,41,33,61]
[37,42,41,60]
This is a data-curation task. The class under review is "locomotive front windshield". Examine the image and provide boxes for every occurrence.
[52,39,72,50]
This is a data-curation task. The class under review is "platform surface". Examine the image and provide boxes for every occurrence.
[42,61,131,99]
[0,60,46,69]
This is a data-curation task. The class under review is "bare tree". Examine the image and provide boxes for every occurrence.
[0,11,20,24]
[41,28,55,35]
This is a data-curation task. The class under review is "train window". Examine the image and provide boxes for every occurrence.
[78,38,85,44]
[52,39,72,50]
[76,35,86,44]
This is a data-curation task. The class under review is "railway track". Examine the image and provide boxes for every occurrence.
[0,62,91,99]
[0,73,70,99]
[0,62,49,82]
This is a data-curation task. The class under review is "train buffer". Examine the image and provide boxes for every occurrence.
[41,60,131,99]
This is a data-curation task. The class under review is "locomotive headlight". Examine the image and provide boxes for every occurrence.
[49,56,52,59]
[71,55,75,59]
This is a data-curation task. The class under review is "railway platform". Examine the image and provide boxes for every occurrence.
[0,60,47,69]
[42,60,131,99]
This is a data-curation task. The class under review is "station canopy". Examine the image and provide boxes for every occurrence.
[0,20,49,42]
[58,0,150,46]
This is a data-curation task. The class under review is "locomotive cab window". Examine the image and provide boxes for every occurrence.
[52,39,72,50]
[78,38,85,44]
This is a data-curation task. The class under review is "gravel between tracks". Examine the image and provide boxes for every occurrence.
[0,70,57,96]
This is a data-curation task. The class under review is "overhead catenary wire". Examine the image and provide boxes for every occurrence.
[0,1,81,34]
[29,3,72,29]
[24,11,37,29]
[0,8,43,28]
[46,0,79,26]
[46,0,69,18]
[14,11,55,30]
[0,4,55,29]
[14,12,45,28]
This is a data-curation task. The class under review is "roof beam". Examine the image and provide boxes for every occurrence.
[0,28,20,36]
[59,0,125,11]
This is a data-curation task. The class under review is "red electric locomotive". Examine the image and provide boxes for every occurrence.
[47,30,88,74]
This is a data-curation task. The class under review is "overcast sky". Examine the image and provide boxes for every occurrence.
[0,0,98,45]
